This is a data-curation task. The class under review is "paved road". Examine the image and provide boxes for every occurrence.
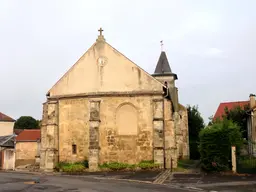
[0,172,201,192]
[0,172,256,192]
[201,185,256,192]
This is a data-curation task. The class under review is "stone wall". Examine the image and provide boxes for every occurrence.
[57,95,159,166]
[99,96,155,164]
[40,93,188,171]
[40,101,59,171]
[15,142,37,167]
[176,105,190,159]
[164,99,177,168]
[58,99,89,162]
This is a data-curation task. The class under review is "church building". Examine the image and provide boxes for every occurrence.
[40,29,189,171]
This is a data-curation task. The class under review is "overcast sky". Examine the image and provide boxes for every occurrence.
[0,0,255,123]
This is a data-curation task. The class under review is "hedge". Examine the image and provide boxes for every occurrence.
[199,119,243,172]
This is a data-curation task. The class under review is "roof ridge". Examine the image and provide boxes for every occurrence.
[220,100,249,104]
[105,42,165,87]
[0,112,15,121]
[47,42,97,96]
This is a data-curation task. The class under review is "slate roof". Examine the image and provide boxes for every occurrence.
[152,51,178,80]
[0,112,15,122]
[154,51,172,74]
[0,134,15,147]
[213,101,249,120]
[16,129,40,142]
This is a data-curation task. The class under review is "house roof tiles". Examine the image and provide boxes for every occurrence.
[0,112,15,122]
[15,129,40,142]
[213,101,249,120]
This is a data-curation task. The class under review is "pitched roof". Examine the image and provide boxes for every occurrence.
[0,112,15,122]
[154,51,172,74]
[47,34,165,96]
[15,129,40,142]
[14,129,24,135]
[0,134,15,147]
[213,101,249,120]
[152,51,178,80]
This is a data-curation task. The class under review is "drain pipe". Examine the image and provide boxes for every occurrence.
[163,98,166,169]
[163,82,168,169]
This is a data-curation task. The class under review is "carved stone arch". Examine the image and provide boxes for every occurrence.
[116,102,138,135]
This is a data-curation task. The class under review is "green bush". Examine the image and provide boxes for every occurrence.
[199,119,243,172]
[56,161,87,172]
[99,162,131,171]
[62,164,85,172]
[99,160,159,171]
[189,140,200,160]
[55,161,69,171]
[137,160,159,169]
[75,160,89,168]
[238,156,256,169]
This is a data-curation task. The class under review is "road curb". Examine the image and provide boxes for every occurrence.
[92,176,154,184]
[174,180,256,188]
[0,170,58,176]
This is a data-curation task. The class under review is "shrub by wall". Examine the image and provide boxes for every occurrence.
[99,160,160,171]
[55,160,88,172]
[199,119,243,172]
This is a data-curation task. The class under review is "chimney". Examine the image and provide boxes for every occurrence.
[249,94,256,108]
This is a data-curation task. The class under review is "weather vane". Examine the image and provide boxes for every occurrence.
[160,40,164,51]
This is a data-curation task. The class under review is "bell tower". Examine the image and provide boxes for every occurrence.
[152,47,179,112]
[152,50,178,88]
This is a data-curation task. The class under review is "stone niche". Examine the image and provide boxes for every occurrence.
[116,103,138,136]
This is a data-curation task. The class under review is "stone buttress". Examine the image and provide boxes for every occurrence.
[40,100,59,171]
[88,100,101,171]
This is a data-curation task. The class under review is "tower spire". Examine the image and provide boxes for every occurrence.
[154,51,172,74]
[152,46,178,80]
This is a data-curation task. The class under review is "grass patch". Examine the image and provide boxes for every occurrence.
[238,157,256,169]
[99,162,133,171]
[55,160,88,172]
[62,164,85,172]
[172,166,188,172]
[178,159,198,169]
[137,160,160,169]
[99,160,160,171]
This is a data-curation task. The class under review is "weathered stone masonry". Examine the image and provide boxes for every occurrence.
[39,30,189,172]
[89,100,100,171]
[153,99,164,166]
[40,100,59,171]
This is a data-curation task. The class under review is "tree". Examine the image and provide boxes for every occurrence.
[207,116,214,126]
[199,119,243,172]
[14,116,40,129]
[187,105,205,159]
[223,105,249,139]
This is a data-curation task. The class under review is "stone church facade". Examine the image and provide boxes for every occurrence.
[40,29,189,171]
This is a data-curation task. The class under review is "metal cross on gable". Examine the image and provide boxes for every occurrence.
[98,28,104,36]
